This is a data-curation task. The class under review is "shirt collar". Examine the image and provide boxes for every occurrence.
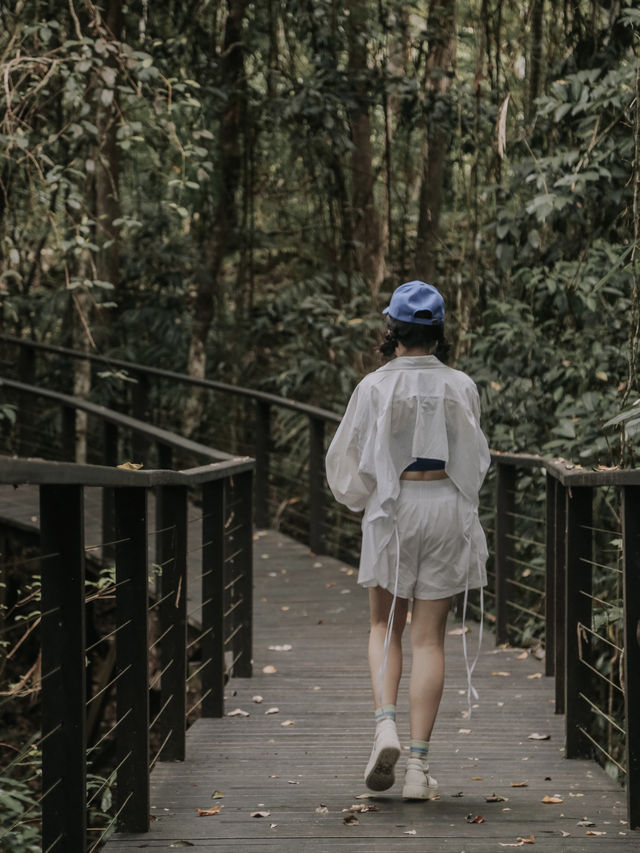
[379,355,442,371]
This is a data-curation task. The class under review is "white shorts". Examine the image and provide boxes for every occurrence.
[359,479,487,600]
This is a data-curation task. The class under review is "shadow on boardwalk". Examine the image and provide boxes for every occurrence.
[105,530,636,852]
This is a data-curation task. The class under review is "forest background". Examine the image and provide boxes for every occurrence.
[1,0,639,466]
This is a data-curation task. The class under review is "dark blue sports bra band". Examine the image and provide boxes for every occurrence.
[403,457,446,472]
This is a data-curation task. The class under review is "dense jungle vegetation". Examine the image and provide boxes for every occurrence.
[0,0,639,462]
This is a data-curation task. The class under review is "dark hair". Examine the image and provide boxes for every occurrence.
[379,316,451,363]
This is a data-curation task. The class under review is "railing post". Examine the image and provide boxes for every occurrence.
[254,401,270,529]
[201,479,226,717]
[62,404,76,461]
[232,470,253,678]
[554,479,567,714]
[114,487,150,832]
[102,421,119,560]
[40,484,87,852]
[495,462,516,645]
[156,485,188,762]
[157,441,173,470]
[309,416,325,555]
[622,485,640,830]
[564,485,593,759]
[544,472,555,677]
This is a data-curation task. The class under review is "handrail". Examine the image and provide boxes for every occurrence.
[0,333,342,424]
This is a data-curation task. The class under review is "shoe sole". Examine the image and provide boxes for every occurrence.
[364,744,400,792]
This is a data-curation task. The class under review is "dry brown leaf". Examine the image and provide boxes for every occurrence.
[448,627,470,635]
[516,651,528,660]
[405,830,417,835]
[226,708,249,717]
[586,830,606,836]
[196,805,223,816]
[251,810,271,818]
[498,843,523,848]
[528,733,550,740]
[281,606,290,612]
[541,795,563,804]
[492,671,511,677]
[281,719,295,727]
[458,728,472,734]
[268,644,293,651]
[517,835,535,844]
[262,665,277,674]
[561,831,571,837]
[315,805,329,815]
[486,794,509,803]
[471,777,484,781]
[527,673,543,680]
[466,814,486,823]
[265,707,280,715]
[577,819,595,827]
[344,813,359,825]
[252,695,263,703]
[355,793,374,799]
[211,791,224,799]
[117,461,143,470]
[511,781,528,787]
[568,792,584,797]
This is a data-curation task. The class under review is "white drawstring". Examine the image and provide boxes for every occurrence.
[461,559,484,719]
[376,524,400,709]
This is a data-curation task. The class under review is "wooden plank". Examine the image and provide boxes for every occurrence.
[104,529,638,853]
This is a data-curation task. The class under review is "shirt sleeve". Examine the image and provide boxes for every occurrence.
[325,383,375,513]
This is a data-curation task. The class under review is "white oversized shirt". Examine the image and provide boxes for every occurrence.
[325,355,491,591]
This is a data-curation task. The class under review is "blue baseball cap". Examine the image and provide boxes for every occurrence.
[382,280,445,325]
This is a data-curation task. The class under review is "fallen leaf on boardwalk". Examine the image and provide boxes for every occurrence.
[527,673,542,679]
[577,819,595,827]
[532,645,545,660]
[561,831,571,837]
[346,803,379,813]
[270,823,278,829]
[586,830,606,836]
[196,805,223,816]
[326,582,336,588]
[313,561,323,568]
[265,707,279,715]
[210,791,224,799]
[315,806,329,814]
[511,782,528,787]
[227,708,249,717]
[466,813,485,823]
[344,813,359,825]
[517,835,535,844]
[528,733,550,740]
[451,792,464,798]
[250,810,271,818]
[486,794,509,803]
[262,665,277,674]
[281,719,295,726]
[541,795,563,804]
[472,777,484,781]
[498,843,523,847]
[448,626,470,635]
[287,780,300,784]
[568,792,584,797]
[117,461,143,470]
[405,830,417,835]
[458,728,472,734]
[170,843,195,848]
[492,671,511,677]
[516,651,528,660]
[281,606,290,612]
[252,695,263,703]
[312,685,322,691]
[355,793,374,799]
[269,644,293,651]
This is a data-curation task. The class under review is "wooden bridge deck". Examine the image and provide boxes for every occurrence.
[99,529,636,852]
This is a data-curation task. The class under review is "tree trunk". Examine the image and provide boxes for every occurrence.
[95,0,123,296]
[414,0,457,282]
[182,0,249,437]
[527,0,544,122]
[346,0,386,298]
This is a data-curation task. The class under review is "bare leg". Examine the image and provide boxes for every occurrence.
[409,596,452,741]
[368,586,409,709]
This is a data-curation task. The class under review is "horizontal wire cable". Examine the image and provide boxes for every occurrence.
[149,695,174,731]
[577,726,626,774]
[86,707,132,756]
[579,691,625,735]
[186,657,213,684]
[86,664,131,707]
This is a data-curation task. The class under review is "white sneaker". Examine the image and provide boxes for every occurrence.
[364,718,401,791]
[402,757,439,800]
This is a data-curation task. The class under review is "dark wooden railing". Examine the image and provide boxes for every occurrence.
[1,335,639,832]
[0,385,254,850]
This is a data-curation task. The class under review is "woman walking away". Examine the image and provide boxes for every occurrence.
[325,280,490,800]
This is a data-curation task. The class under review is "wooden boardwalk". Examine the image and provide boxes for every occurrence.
[102,529,637,852]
